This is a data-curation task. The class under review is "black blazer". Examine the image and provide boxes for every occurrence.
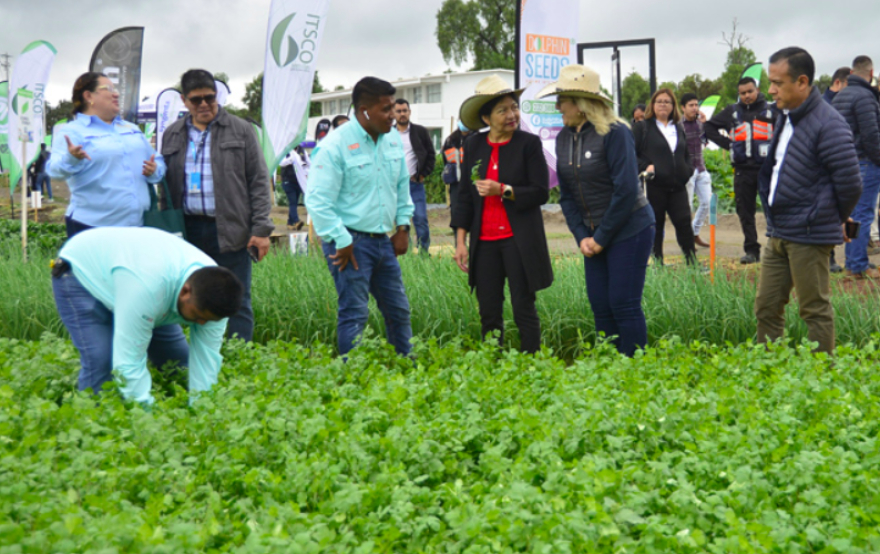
[450,130,553,293]
[405,123,437,179]
[633,118,693,190]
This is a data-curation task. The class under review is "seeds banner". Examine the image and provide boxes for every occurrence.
[515,0,580,188]
[0,81,11,175]
[155,87,184,155]
[89,27,144,124]
[261,0,331,173]
[7,40,56,194]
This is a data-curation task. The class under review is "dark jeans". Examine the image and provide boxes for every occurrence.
[185,217,254,341]
[584,224,654,356]
[65,216,93,239]
[844,161,880,273]
[734,168,761,258]
[448,182,460,222]
[409,181,430,252]
[52,269,189,394]
[36,173,52,199]
[474,237,541,353]
[646,186,696,264]
[281,179,302,225]
[321,233,412,356]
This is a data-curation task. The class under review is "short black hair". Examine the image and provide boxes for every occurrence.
[680,92,699,106]
[331,114,349,128]
[738,77,757,89]
[352,77,395,110]
[181,69,217,96]
[478,93,518,125]
[187,266,243,319]
[831,66,851,84]
[769,47,815,85]
[852,56,873,74]
[394,98,410,107]
[633,104,646,115]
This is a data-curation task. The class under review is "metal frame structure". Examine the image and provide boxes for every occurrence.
[577,39,657,116]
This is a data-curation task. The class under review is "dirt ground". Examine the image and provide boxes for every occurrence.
[3,179,877,269]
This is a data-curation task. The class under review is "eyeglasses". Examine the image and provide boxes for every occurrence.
[654,100,673,105]
[96,84,118,94]
[187,94,216,106]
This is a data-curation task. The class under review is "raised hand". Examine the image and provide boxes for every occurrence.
[142,154,157,177]
[65,135,91,161]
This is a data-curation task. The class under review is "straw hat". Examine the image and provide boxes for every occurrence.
[459,74,525,131]
[536,64,612,104]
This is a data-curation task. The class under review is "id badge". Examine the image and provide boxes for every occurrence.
[190,172,202,193]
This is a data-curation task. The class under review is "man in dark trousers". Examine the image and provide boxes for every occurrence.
[705,77,778,264]
[394,99,436,253]
[755,47,862,354]
[832,56,880,279]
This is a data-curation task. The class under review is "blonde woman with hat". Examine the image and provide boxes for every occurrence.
[538,65,655,356]
[450,74,553,354]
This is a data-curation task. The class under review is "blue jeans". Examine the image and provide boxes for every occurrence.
[409,181,430,252]
[52,269,189,394]
[281,179,301,225]
[583,224,655,356]
[322,233,412,356]
[845,161,880,274]
[36,172,52,199]
[185,217,254,341]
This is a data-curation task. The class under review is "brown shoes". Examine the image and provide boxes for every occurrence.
[694,235,710,248]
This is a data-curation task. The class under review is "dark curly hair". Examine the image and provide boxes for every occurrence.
[70,72,106,118]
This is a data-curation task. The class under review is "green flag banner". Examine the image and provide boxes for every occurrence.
[699,95,721,120]
[741,63,763,86]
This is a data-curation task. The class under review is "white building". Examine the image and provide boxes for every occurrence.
[306,69,514,149]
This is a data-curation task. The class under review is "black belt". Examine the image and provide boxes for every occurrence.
[50,258,71,278]
[186,214,216,222]
[346,227,387,239]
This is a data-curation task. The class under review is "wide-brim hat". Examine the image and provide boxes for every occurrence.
[536,64,612,104]
[459,74,525,131]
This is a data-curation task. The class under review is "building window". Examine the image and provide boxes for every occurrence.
[329,100,337,114]
[427,84,441,103]
[413,87,422,104]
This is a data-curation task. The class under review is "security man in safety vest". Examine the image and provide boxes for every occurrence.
[706,76,779,264]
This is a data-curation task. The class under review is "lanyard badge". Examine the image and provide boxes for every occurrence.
[189,139,202,193]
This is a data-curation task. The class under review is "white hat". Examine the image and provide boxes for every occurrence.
[536,64,612,104]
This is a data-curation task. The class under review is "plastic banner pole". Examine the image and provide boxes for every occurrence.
[709,192,718,282]
[20,134,27,262]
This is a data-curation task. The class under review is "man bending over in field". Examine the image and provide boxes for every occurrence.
[52,227,243,406]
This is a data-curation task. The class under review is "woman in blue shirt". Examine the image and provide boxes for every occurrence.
[47,72,185,380]
[47,72,165,237]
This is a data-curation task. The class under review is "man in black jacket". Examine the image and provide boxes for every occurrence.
[394,99,436,253]
[832,56,880,278]
[705,77,778,264]
[755,47,862,354]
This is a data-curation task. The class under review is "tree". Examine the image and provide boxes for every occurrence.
[45,100,74,132]
[658,81,679,96]
[677,74,723,99]
[238,70,326,122]
[815,74,833,93]
[620,71,651,120]
[435,0,515,70]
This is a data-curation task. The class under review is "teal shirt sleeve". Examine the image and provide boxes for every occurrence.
[109,268,161,405]
[305,143,354,249]
[187,320,226,404]
[395,153,415,226]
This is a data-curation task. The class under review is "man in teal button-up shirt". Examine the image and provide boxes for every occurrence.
[306,77,415,356]
[52,227,244,406]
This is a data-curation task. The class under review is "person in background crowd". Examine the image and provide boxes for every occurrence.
[441,119,471,221]
[633,88,696,265]
[823,66,851,104]
[452,75,553,354]
[279,146,309,231]
[705,77,778,264]
[756,47,862,354]
[542,65,655,356]
[832,55,880,279]
[28,143,53,201]
[680,92,711,248]
[394,99,436,254]
[632,104,646,124]
[332,115,349,128]
[306,77,415,357]
[52,227,242,406]
[161,69,274,343]
[314,118,331,142]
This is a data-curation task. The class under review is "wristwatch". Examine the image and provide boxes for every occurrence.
[397,225,411,233]
[502,184,515,200]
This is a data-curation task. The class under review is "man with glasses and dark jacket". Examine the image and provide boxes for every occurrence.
[161,69,274,342]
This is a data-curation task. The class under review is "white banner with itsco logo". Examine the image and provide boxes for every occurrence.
[261,0,330,174]
[516,0,580,187]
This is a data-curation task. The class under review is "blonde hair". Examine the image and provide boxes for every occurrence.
[573,97,630,136]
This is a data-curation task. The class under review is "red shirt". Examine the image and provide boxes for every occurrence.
[479,138,514,241]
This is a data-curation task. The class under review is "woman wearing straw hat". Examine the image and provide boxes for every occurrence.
[633,88,696,265]
[450,74,553,354]
[538,65,655,356]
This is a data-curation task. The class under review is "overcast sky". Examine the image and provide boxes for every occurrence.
[1,0,877,108]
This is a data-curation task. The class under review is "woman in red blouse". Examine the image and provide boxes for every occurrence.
[450,75,553,353]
